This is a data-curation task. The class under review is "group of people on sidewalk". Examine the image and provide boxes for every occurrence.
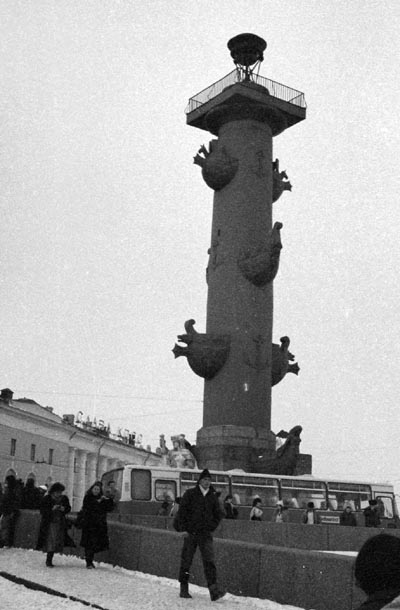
[0,474,49,547]
[0,474,118,570]
[36,480,116,569]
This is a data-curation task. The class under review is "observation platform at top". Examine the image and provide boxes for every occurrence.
[185,68,307,137]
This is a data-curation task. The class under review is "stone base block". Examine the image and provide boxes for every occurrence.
[195,425,312,475]
[195,425,277,472]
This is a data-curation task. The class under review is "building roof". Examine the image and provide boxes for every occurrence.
[11,398,63,424]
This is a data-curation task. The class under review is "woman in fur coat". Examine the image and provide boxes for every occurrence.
[78,481,113,569]
[37,482,72,567]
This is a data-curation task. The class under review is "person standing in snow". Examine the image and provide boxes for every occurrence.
[174,469,225,601]
[0,474,21,547]
[78,481,113,569]
[36,482,72,567]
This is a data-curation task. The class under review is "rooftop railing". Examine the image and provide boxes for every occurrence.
[185,69,306,115]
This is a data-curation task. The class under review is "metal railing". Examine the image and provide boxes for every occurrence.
[185,69,306,114]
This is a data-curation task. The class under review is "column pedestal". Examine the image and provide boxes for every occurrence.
[196,425,276,472]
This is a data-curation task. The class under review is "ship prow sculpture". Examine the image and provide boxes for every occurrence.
[173,33,311,476]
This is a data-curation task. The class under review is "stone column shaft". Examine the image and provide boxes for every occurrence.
[204,119,273,430]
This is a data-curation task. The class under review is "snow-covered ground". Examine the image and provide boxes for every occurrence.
[0,548,306,609]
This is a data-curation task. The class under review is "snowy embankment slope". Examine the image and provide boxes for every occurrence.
[0,548,305,610]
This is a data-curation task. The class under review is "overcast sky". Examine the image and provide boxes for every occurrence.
[1,1,400,492]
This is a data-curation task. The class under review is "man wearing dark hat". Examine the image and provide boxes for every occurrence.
[363,499,381,528]
[175,468,225,601]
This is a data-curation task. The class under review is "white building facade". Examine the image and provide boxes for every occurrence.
[0,389,161,510]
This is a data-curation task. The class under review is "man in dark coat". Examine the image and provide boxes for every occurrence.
[175,469,225,601]
[364,500,381,528]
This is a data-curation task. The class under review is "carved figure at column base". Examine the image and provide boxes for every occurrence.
[167,434,197,469]
[272,158,292,203]
[193,140,238,190]
[250,425,303,475]
[172,319,230,380]
[274,425,302,475]
[238,221,283,286]
[271,336,300,386]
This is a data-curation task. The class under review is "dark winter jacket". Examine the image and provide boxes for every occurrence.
[22,481,42,510]
[363,506,381,528]
[0,486,20,517]
[340,509,357,527]
[79,493,113,552]
[36,493,72,550]
[175,484,223,535]
[355,589,400,610]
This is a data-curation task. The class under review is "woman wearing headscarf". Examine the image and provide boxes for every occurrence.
[79,481,113,569]
[36,482,72,567]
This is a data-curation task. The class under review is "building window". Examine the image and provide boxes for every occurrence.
[30,444,36,461]
[10,438,16,456]
[48,448,54,465]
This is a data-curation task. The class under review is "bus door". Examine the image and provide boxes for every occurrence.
[230,475,279,519]
[374,495,399,528]
[280,479,328,522]
[101,468,124,499]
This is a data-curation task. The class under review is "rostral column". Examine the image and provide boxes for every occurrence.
[173,34,306,472]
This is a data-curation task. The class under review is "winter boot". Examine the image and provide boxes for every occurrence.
[46,552,54,567]
[209,583,226,602]
[179,582,192,599]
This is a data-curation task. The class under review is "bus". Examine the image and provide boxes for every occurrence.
[101,464,399,527]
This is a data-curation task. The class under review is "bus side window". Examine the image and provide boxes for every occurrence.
[327,495,337,510]
[154,480,176,502]
[131,469,151,501]
[377,496,393,519]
